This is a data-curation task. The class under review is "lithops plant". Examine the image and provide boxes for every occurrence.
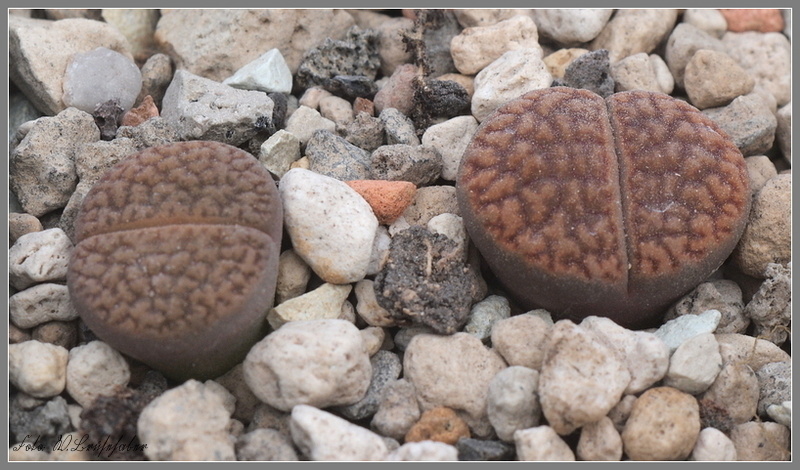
[457,87,750,328]
[67,141,283,380]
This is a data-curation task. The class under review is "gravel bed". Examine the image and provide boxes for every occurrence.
[7,8,791,462]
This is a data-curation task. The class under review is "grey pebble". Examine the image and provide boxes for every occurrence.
[333,350,402,421]
[306,129,371,180]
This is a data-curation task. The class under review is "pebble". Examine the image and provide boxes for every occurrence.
[745,263,791,345]
[486,366,540,442]
[729,422,790,461]
[703,92,777,156]
[101,9,159,61]
[745,155,779,195]
[665,23,726,89]
[766,401,791,428]
[776,102,791,163]
[267,283,353,329]
[298,87,333,109]
[683,49,754,109]
[580,316,669,394]
[463,295,511,342]
[715,333,790,371]
[471,48,552,122]
[345,112,385,151]
[690,427,737,461]
[9,395,71,451]
[65,340,130,408]
[653,308,721,354]
[491,311,553,370]
[683,9,729,38]
[160,70,274,146]
[280,168,379,284]
[114,115,179,149]
[32,321,78,350]
[295,26,380,90]
[386,441,459,461]
[9,213,42,245]
[243,319,371,411]
[137,379,235,460]
[576,416,623,461]
[10,108,99,217]
[720,9,785,32]
[333,350,402,421]
[400,185,460,227]
[370,144,442,187]
[392,325,435,352]
[454,9,525,28]
[273,250,311,306]
[346,180,417,225]
[607,394,637,433]
[137,53,173,107]
[373,63,418,116]
[754,361,791,417]
[9,228,73,291]
[722,31,791,106]
[120,95,159,127]
[284,105,337,146]
[621,387,700,460]
[532,9,612,45]
[248,403,292,437]
[354,279,396,327]
[665,280,748,334]
[370,378,420,441]
[427,213,468,260]
[318,95,354,127]
[290,404,389,461]
[375,17,414,76]
[403,333,507,437]
[155,10,355,79]
[611,53,674,94]
[9,283,78,329]
[421,115,479,181]
[434,73,475,97]
[538,320,630,435]
[235,428,298,461]
[215,364,262,425]
[405,406,471,444]
[590,9,679,63]
[732,175,790,277]
[414,78,471,120]
[450,15,542,75]
[514,426,576,461]
[359,327,386,357]
[305,129,371,180]
[9,16,132,115]
[62,47,142,113]
[9,341,68,398]
[456,437,515,461]
[258,129,301,178]
[378,108,420,145]
[543,48,589,79]
[552,49,615,98]
[701,361,760,424]
[664,333,723,394]
[374,226,482,334]
[222,48,293,94]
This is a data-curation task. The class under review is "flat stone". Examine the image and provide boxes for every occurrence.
[664,333,723,394]
[267,283,353,330]
[654,309,721,354]
[486,366,540,442]
[590,9,679,63]
[369,144,442,186]
[290,404,389,461]
[9,228,73,291]
[306,129,371,181]
[9,283,78,329]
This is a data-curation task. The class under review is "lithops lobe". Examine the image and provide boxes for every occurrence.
[68,141,283,380]
[457,87,750,328]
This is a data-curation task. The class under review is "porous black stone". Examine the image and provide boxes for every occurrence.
[295,26,380,90]
[322,75,378,101]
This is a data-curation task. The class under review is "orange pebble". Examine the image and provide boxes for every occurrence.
[121,95,159,127]
[719,9,785,33]
[346,180,417,225]
[405,406,471,445]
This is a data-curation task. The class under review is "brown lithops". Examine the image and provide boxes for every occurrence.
[457,87,750,328]
[67,141,283,380]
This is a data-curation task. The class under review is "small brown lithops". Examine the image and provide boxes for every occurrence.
[67,141,283,380]
[457,87,751,328]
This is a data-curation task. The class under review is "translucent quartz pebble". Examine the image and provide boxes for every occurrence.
[62,47,142,113]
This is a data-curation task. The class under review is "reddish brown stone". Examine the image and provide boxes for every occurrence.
[346,180,417,225]
[353,97,375,116]
[405,406,470,445]
[720,9,785,33]
[120,95,159,127]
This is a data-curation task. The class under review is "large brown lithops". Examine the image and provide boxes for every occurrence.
[457,87,750,328]
[67,141,283,380]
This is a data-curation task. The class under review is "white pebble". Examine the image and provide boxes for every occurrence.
[539,320,630,435]
[9,283,78,329]
[243,319,371,411]
[9,228,73,290]
[385,441,458,461]
[284,105,336,145]
[267,282,352,329]
[421,115,479,181]
[355,279,397,327]
[577,416,623,461]
[222,48,292,93]
[487,366,540,442]
[138,380,235,460]
[514,426,575,461]
[450,15,542,75]
[66,341,130,408]
[766,401,791,428]
[62,47,142,112]
[664,333,723,394]
[491,311,553,370]
[532,9,613,44]
[280,168,379,284]
[9,340,68,398]
[654,309,721,354]
[290,404,389,460]
[690,427,737,461]
[427,213,467,262]
[366,226,391,276]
